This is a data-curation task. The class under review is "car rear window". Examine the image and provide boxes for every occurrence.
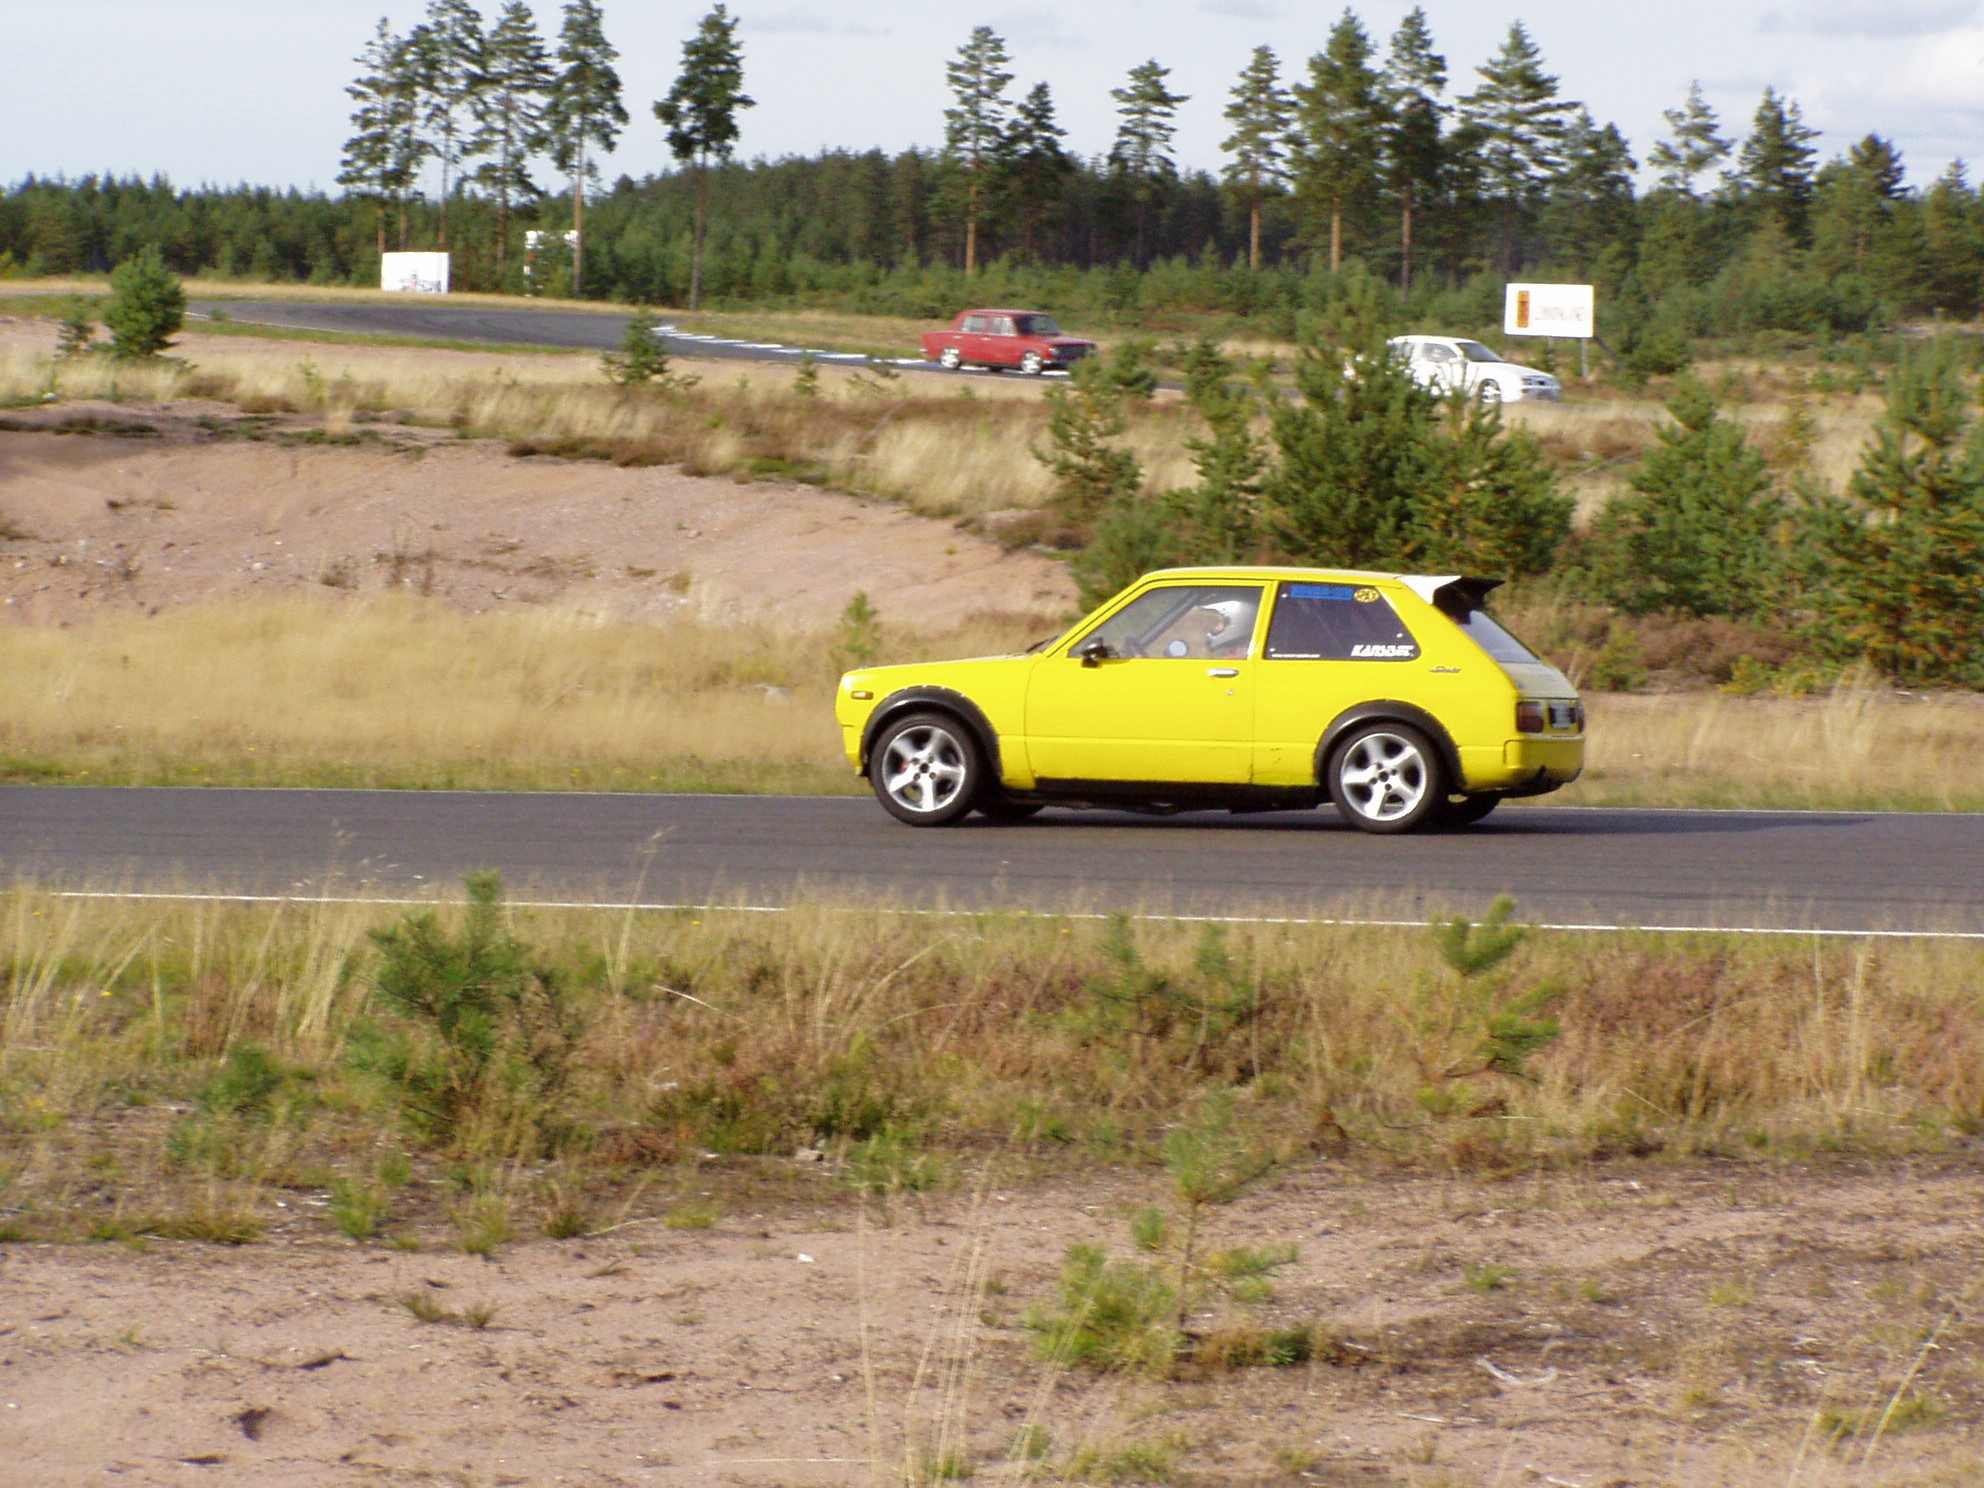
[1446,605,1540,664]
[1264,583,1420,661]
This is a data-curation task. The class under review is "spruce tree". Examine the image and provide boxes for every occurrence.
[1293,11,1388,275]
[1592,379,1786,618]
[1648,81,1731,198]
[1816,342,1984,687]
[1220,46,1295,272]
[469,1,554,283]
[1109,60,1189,268]
[941,26,1014,277]
[546,0,626,297]
[1456,22,1576,271]
[1379,8,1447,301]
[1000,82,1072,263]
[104,246,185,360]
[653,4,754,310]
[1733,87,1819,242]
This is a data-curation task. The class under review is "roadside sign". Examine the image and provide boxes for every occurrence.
[1504,283,1593,339]
[382,252,450,294]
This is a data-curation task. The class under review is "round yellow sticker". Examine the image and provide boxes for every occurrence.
[1353,587,1381,603]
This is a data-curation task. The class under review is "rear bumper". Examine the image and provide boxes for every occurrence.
[1458,737,1583,793]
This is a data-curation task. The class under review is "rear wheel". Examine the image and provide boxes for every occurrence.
[938,346,962,371]
[871,712,984,827]
[1328,723,1445,835]
[1477,379,1504,406]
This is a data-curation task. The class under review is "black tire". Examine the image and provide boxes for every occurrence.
[1021,350,1044,375]
[938,346,962,371]
[977,794,1043,823]
[1436,794,1501,829]
[870,712,984,827]
[1327,723,1446,835]
[1477,380,1504,406]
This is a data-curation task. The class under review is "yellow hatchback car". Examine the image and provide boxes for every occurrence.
[835,568,1583,834]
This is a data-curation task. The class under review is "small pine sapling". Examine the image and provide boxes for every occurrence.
[55,299,98,359]
[103,247,185,360]
[1408,896,1564,1116]
[791,350,821,397]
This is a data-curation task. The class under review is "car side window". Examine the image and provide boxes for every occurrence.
[1423,344,1455,363]
[991,316,1015,335]
[1264,583,1420,661]
[962,314,986,333]
[1077,584,1264,661]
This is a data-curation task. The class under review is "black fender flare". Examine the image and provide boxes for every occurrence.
[860,687,1003,780]
[1313,702,1465,793]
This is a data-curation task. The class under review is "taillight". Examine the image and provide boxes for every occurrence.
[1516,700,1546,734]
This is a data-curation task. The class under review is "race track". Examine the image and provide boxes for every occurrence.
[4,787,1980,937]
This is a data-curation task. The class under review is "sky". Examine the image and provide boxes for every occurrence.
[7,0,1984,194]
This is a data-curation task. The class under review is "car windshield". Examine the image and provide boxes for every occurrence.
[1013,314,1061,336]
[1455,340,1503,363]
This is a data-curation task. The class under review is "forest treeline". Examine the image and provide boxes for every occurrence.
[7,3,1984,351]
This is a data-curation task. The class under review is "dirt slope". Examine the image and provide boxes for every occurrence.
[0,400,1074,631]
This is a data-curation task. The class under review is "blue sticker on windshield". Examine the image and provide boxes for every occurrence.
[1286,584,1357,601]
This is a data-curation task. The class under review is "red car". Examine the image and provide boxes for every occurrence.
[921,309,1097,375]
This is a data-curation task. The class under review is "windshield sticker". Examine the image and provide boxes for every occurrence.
[1286,583,1357,601]
[1351,643,1416,658]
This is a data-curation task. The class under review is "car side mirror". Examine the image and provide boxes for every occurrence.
[1074,637,1112,667]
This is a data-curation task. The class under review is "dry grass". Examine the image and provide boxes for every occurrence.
[3,888,1980,1241]
[3,596,1980,807]
[0,596,1042,793]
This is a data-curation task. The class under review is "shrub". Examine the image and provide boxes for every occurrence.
[103,247,185,360]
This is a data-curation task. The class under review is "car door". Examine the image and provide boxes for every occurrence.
[1420,342,1461,392]
[958,313,988,363]
[986,314,1018,366]
[1023,583,1264,784]
[1251,581,1426,787]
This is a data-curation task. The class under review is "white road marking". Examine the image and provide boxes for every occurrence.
[36,890,1984,941]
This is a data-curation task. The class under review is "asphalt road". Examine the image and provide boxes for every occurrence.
[4,787,1980,935]
[194,300,942,374]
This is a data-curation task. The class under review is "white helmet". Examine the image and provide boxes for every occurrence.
[1202,599,1248,638]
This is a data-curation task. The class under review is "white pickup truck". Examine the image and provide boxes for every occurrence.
[1388,335,1561,405]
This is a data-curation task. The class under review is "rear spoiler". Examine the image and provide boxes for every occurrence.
[1397,575,1504,610]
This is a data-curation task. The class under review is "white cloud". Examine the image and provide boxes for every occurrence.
[991,8,1086,48]
[1759,1,1978,38]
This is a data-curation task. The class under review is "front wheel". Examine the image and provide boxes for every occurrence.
[1020,350,1043,375]
[938,346,962,371]
[1328,723,1446,834]
[870,712,983,826]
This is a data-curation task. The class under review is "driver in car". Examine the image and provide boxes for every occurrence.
[1201,598,1256,658]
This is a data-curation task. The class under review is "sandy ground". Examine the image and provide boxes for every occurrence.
[0,401,1074,633]
[3,1159,1980,1488]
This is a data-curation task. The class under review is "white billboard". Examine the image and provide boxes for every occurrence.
[381,252,450,294]
[1504,283,1593,339]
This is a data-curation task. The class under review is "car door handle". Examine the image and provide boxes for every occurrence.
[1207,667,1239,678]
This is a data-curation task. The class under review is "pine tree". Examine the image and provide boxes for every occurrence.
[1293,11,1388,274]
[653,4,754,310]
[414,0,489,252]
[1109,60,1189,268]
[1171,340,1265,561]
[1379,8,1446,301]
[941,26,1014,277]
[1648,81,1731,198]
[546,0,626,297]
[1816,342,1984,686]
[340,18,428,258]
[1592,379,1786,617]
[1000,82,1072,263]
[1921,160,1984,316]
[1456,21,1576,271]
[1813,135,1907,279]
[1220,46,1295,272]
[469,1,554,283]
[1732,87,1819,242]
[1543,108,1636,267]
